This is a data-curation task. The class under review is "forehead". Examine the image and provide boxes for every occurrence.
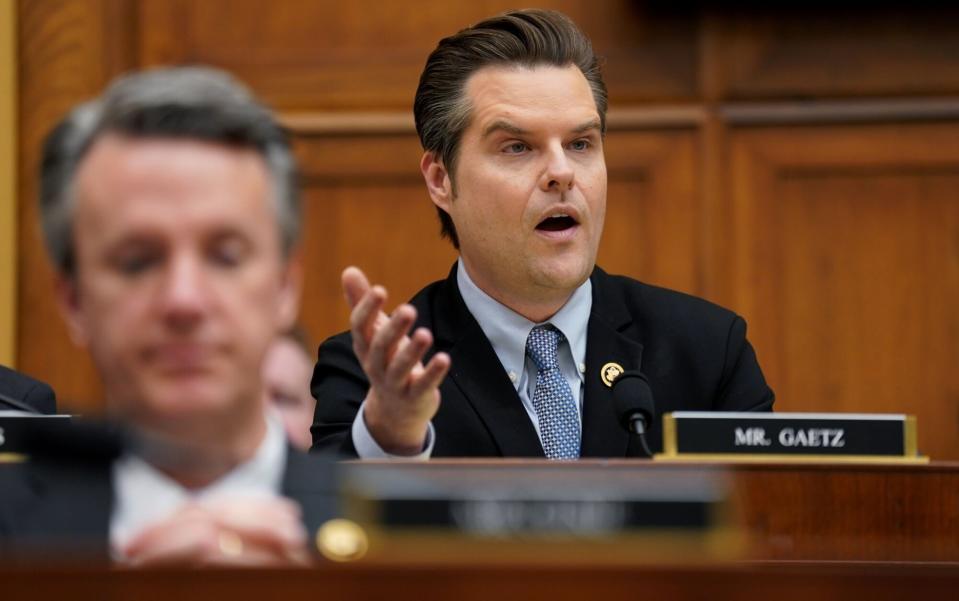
[462,64,599,133]
[72,135,275,237]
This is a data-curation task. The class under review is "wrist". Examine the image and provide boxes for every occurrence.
[362,395,430,456]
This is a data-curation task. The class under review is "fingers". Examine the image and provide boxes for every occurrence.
[349,285,386,356]
[123,505,218,566]
[122,498,311,568]
[408,350,451,400]
[341,266,371,308]
[383,326,433,385]
[366,304,417,381]
[341,268,447,455]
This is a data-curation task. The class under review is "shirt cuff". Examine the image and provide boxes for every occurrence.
[351,400,434,460]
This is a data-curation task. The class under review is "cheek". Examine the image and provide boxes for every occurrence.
[81,284,152,350]
[225,276,288,348]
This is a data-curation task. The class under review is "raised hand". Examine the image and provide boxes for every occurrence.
[342,266,450,455]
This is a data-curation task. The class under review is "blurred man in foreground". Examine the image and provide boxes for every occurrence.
[311,9,773,459]
[0,67,334,565]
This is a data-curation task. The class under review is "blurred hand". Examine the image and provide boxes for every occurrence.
[121,496,310,567]
[342,266,450,455]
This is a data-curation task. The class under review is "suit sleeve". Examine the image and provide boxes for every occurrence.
[23,381,57,415]
[715,315,775,412]
[310,331,368,457]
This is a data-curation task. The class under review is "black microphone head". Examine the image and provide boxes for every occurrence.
[611,370,655,433]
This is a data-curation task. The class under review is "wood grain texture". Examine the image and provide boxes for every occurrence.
[292,126,702,350]
[709,5,959,100]
[14,2,959,456]
[2,562,957,601]
[725,123,959,461]
[16,0,138,412]
[136,0,699,110]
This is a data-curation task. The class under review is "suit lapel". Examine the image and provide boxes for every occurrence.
[580,269,644,458]
[281,447,340,533]
[432,267,545,458]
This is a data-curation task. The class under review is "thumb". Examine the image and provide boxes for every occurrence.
[342,266,372,308]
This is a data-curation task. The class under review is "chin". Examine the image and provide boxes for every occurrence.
[146,380,235,418]
[531,256,594,291]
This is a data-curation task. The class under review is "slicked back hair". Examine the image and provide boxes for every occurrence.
[39,66,299,277]
[413,9,607,248]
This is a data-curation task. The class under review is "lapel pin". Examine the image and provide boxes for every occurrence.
[600,362,624,387]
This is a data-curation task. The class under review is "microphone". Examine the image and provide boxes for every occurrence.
[0,390,41,414]
[611,370,655,458]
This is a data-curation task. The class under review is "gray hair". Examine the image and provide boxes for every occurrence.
[413,9,607,248]
[39,66,299,276]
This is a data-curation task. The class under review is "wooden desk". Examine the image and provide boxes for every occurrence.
[726,461,959,561]
[1,562,958,601]
[343,460,959,563]
[3,460,957,566]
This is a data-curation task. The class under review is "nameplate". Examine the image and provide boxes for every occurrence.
[343,463,725,534]
[0,413,73,455]
[327,463,739,562]
[657,412,925,463]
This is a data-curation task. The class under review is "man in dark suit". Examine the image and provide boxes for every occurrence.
[1,66,336,565]
[310,9,774,459]
[0,365,56,414]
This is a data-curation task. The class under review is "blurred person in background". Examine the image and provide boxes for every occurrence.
[264,327,316,451]
[0,66,336,566]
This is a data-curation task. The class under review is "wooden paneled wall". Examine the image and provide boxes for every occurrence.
[15,1,959,458]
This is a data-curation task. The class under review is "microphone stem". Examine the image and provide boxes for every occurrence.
[637,432,653,459]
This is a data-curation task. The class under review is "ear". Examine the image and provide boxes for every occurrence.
[54,274,90,348]
[420,151,453,214]
[276,250,303,332]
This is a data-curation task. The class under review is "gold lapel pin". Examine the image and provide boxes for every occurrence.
[600,362,624,387]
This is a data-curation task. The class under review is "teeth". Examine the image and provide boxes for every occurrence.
[550,213,569,218]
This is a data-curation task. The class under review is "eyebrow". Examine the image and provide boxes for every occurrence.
[481,120,527,139]
[573,118,602,134]
[481,118,602,139]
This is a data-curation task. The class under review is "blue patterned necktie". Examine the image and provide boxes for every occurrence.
[526,325,581,459]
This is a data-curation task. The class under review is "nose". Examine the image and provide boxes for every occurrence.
[158,253,209,331]
[539,143,575,192]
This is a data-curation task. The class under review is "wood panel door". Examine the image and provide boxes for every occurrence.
[726,122,959,459]
[15,0,705,415]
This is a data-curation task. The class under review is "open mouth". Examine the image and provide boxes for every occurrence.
[536,213,579,232]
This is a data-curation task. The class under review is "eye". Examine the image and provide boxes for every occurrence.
[115,253,159,276]
[568,138,591,151]
[502,141,530,155]
[110,245,162,276]
[209,236,249,267]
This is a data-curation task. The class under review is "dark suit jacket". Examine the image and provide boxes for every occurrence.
[0,447,339,561]
[0,365,57,414]
[311,264,774,458]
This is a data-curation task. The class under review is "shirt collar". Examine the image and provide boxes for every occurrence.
[456,258,591,386]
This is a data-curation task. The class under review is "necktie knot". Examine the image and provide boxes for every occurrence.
[526,325,564,371]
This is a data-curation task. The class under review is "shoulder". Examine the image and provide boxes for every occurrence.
[0,365,57,414]
[592,268,741,332]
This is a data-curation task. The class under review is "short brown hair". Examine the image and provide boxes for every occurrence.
[413,9,608,248]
